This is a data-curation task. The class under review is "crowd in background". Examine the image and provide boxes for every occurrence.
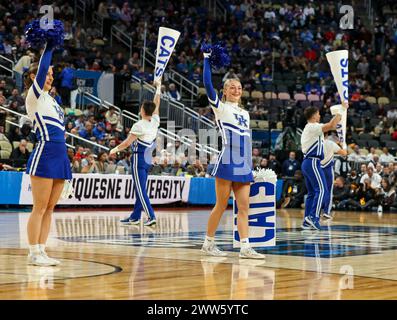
[1,1,397,211]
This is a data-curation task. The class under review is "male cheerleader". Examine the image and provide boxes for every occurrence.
[301,107,342,230]
[110,80,161,226]
[321,131,347,219]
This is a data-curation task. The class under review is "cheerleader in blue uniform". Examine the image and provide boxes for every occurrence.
[321,132,348,219]
[300,107,343,230]
[24,20,71,266]
[110,80,162,227]
[201,45,264,259]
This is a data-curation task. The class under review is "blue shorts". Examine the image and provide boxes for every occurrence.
[26,141,72,180]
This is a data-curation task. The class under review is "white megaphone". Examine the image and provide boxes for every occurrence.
[154,27,181,82]
[326,50,349,149]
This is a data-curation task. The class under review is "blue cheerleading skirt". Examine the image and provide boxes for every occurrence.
[211,147,254,183]
[26,141,72,180]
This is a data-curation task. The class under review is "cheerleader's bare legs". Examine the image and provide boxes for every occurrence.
[27,176,64,266]
[202,178,265,259]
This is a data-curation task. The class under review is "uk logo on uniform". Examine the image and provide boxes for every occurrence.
[54,104,64,122]
[234,114,248,127]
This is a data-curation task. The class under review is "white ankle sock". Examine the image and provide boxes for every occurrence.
[39,244,46,253]
[204,236,214,245]
[29,244,40,255]
[240,238,250,249]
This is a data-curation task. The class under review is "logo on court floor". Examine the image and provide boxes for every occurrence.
[58,225,397,258]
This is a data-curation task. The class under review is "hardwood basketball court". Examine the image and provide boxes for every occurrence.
[0,208,396,299]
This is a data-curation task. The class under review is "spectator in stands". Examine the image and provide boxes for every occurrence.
[376,162,384,175]
[80,152,99,173]
[185,165,198,178]
[378,177,396,212]
[78,121,96,141]
[116,152,131,174]
[97,2,109,18]
[169,160,184,176]
[252,147,261,163]
[6,88,24,112]
[128,52,141,72]
[167,83,182,102]
[67,148,75,163]
[387,106,397,120]
[93,122,106,141]
[282,151,300,177]
[334,154,351,177]
[84,105,95,118]
[361,176,381,211]
[380,147,395,163]
[279,170,306,208]
[59,62,76,106]
[256,158,269,170]
[74,114,86,131]
[150,156,163,175]
[113,52,125,71]
[368,154,380,169]
[6,126,21,144]
[353,94,372,115]
[382,165,391,179]
[358,163,368,180]
[0,91,6,106]
[366,147,378,161]
[191,159,206,177]
[347,170,360,185]
[105,106,119,126]
[360,166,382,190]
[337,178,362,210]
[108,2,121,20]
[357,56,370,77]
[13,50,34,92]
[333,176,350,210]
[19,123,34,142]
[268,152,281,174]
[190,67,202,86]
[9,139,30,166]
[348,145,366,162]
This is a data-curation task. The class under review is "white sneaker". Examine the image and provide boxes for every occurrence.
[27,254,58,266]
[201,242,227,257]
[377,205,383,214]
[144,219,156,227]
[239,247,266,259]
[40,251,61,266]
[323,213,332,220]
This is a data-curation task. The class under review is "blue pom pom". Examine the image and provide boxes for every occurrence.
[25,19,64,49]
[201,42,231,69]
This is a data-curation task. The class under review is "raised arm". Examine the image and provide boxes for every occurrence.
[322,114,341,133]
[152,79,161,116]
[203,54,219,107]
[32,43,53,97]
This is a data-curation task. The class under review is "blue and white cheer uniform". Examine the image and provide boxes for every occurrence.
[129,114,159,221]
[26,44,72,180]
[301,122,328,222]
[203,56,253,183]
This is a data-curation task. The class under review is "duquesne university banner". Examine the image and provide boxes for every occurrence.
[19,174,191,205]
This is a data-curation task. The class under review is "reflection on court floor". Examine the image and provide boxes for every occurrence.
[1,209,397,299]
